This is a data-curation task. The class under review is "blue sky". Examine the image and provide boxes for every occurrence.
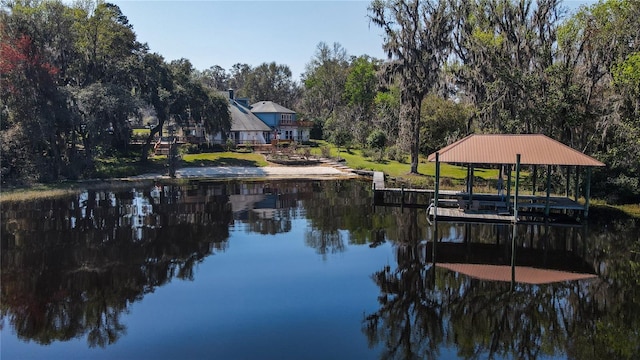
[110,0,599,82]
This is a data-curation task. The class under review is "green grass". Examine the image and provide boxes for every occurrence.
[133,128,151,136]
[308,140,503,189]
[590,199,640,218]
[181,152,270,167]
[95,154,165,178]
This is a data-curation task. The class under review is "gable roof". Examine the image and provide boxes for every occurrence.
[250,101,295,114]
[427,134,605,167]
[229,100,271,132]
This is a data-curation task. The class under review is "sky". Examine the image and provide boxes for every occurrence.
[110,0,599,82]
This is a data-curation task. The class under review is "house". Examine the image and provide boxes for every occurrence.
[184,90,310,146]
[250,101,311,143]
[200,90,270,146]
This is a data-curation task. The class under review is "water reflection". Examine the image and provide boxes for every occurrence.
[364,207,640,359]
[1,180,638,359]
[0,180,377,348]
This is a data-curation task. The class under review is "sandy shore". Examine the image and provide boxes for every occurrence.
[130,165,362,180]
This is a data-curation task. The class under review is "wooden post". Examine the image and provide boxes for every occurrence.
[434,152,440,220]
[469,164,474,208]
[545,165,552,217]
[532,165,537,196]
[506,165,512,212]
[514,155,521,222]
[466,165,470,193]
[510,154,521,290]
[565,166,571,197]
[511,223,517,291]
[574,166,580,202]
[585,167,592,219]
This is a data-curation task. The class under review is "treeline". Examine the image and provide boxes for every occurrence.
[1,0,231,183]
[1,0,639,204]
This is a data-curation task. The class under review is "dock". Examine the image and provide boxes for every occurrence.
[372,171,586,224]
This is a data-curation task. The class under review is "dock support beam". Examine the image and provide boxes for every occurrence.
[511,154,521,291]
[565,166,571,197]
[514,154,521,222]
[469,164,474,208]
[532,165,537,196]
[434,152,440,220]
[585,167,592,219]
[545,165,552,217]
[506,165,512,212]
[575,166,580,202]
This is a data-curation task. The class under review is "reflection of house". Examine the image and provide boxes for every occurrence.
[185,90,310,146]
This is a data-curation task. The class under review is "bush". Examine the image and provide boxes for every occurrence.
[225,138,236,152]
[297,147,312,159]
[366,130,387,150]
[320,146,331,158]
[183,144,200,154]
[386,146,406,163]
[371,149,385,163]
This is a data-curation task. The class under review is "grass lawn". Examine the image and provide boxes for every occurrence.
[181,152,270,167]
[132,128,151,136]
[307,140,505,190]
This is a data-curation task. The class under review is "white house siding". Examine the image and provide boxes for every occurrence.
[238,131,267,144]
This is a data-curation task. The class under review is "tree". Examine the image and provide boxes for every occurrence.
[344,55,380,145]
[373,85,401,143]
[450,0,563,135]
[71,82,138,173]
[419,94,472,155]
[197,65,230,91]
[242,61,300,108]
[299,42,350,135]
[369,0,454,174]
[1,1,71,183]
[71,1,141,86]
[228,62,251,95]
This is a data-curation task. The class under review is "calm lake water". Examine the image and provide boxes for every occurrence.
[1,179,639,360]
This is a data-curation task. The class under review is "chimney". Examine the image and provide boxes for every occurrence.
[228,89,234,100]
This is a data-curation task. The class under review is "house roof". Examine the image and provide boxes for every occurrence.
[229,100,272,132]
[427,134,605,167]
[250,101,295,114]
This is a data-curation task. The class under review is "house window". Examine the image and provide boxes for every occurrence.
[281,114,292,121]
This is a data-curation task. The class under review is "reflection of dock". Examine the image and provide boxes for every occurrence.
[425,233,597,285]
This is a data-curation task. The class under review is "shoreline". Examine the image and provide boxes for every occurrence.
[0,165,364,202]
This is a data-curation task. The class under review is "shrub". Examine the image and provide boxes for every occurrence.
[183,144,200,154]
[298,147,312,160]
[366,130,387,150]
[386,146,406,163]
[361,148,374,158]
[320,146,331,158]
[225,138,236,152]
[371,149,385,163]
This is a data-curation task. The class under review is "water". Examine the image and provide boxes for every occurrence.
[1,179,638,359]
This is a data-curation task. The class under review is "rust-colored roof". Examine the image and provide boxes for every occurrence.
[437,263,597,285]
[427,134,605,166]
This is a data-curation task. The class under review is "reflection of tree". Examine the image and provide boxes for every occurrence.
[365,214,640,360]
[1,183,233,347]
[567,211,640,359]
[302,180,392,253]
[363,208,444,360]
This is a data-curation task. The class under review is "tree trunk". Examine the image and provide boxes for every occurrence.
[140,120,164,162]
